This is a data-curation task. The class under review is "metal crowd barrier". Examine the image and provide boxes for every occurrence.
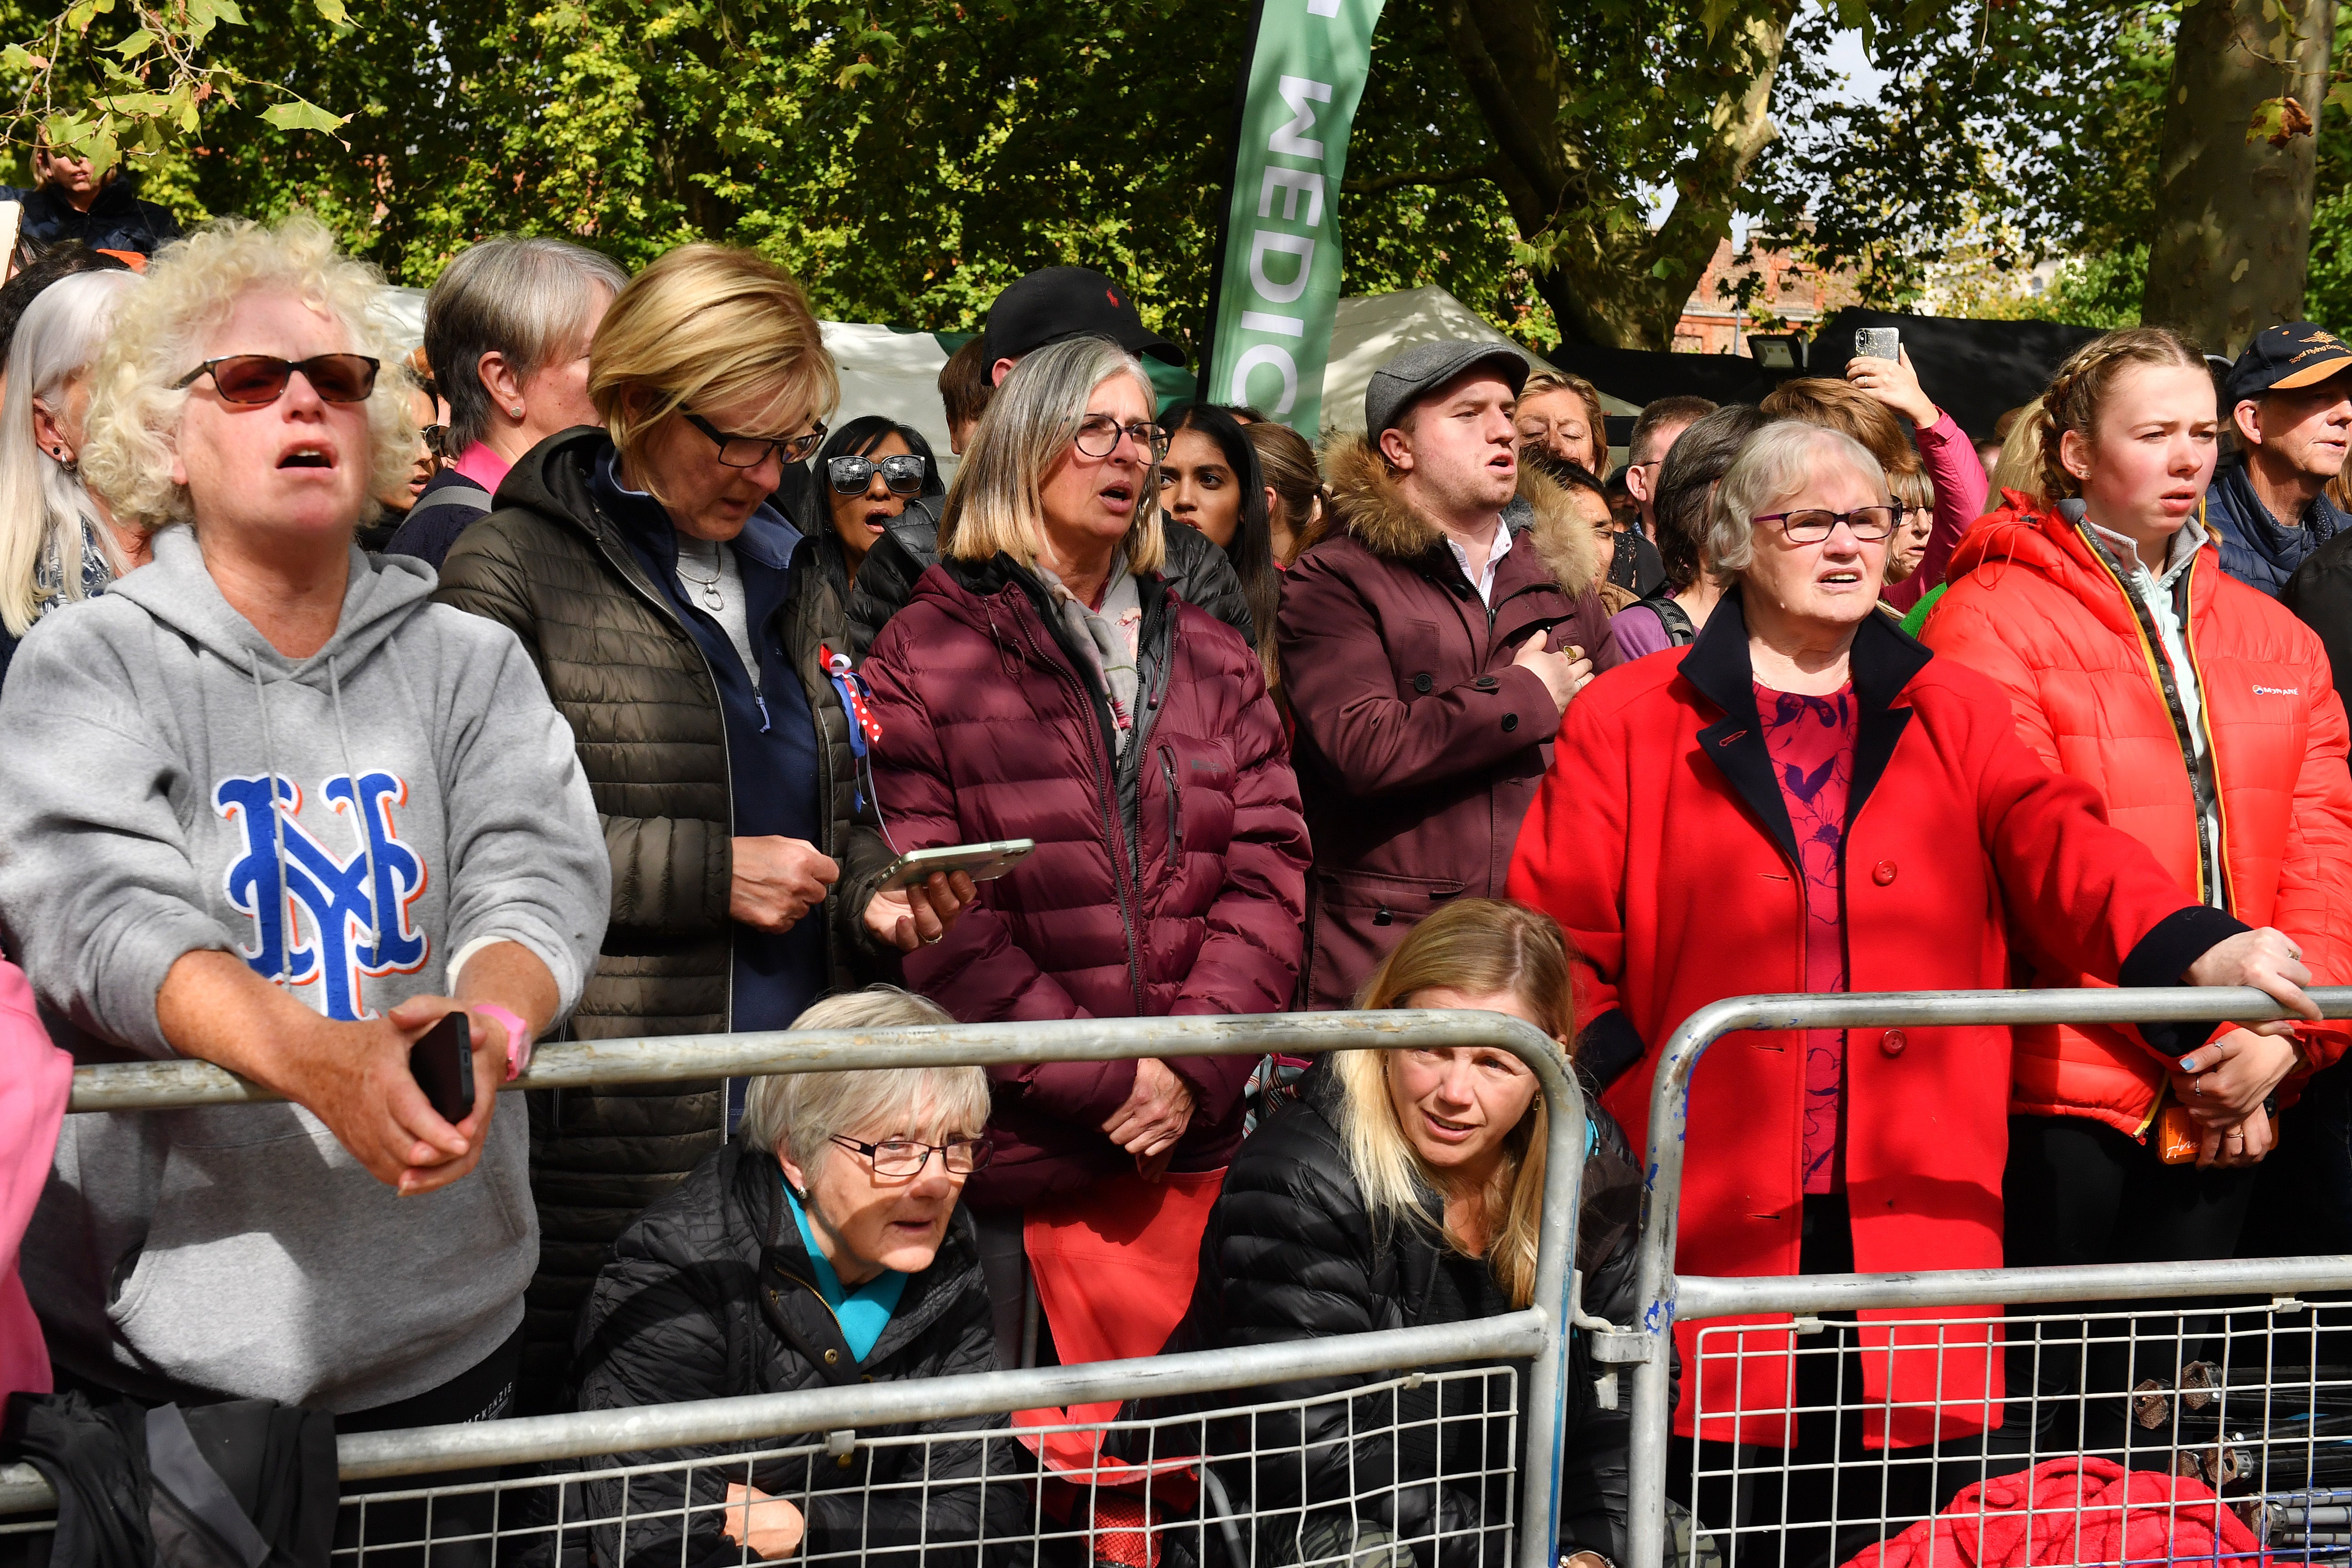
[1620,986,2352,1568]
[18,1009,1589,1568]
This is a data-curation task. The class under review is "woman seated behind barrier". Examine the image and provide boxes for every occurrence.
[1506,417,2316,1564]
[572,986,1028,1568]
[1176,899,1642,1568]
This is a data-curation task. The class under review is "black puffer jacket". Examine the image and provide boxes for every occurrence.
[842,499,1258,663]
[1176,1065,1643,1568]
[570,1140,1031,1568]
[434,427,893,1407]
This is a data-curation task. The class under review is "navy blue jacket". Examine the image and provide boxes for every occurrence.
[2,174,180,257]
[2203,454,2351,598]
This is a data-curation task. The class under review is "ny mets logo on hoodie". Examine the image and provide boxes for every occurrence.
[215,770,429,1020]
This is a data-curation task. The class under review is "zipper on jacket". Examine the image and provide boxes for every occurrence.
[1160,745,1182,853]
[588,506,740,1037]
[2078,526,2229,907]
[2174,565,2238,910]
[1010,593,1152,1016]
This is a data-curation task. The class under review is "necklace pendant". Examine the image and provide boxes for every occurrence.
[701,583,724,611]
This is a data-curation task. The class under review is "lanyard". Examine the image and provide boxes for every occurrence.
[821,645,893,843]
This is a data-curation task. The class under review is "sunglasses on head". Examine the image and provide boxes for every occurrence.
[176,353,381,405]
[828,452,929,496]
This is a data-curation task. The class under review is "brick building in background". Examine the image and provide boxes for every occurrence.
[1672,237,1860,354]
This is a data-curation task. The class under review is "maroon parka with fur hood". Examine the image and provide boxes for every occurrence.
[1277,436,1623,1009]
[860,551,1310,1207]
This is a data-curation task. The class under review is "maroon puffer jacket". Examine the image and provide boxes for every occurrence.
[860,552,1310,1207]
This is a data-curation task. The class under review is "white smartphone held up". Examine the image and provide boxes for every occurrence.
[1854,327,1901,363]
[876,838,1037,893]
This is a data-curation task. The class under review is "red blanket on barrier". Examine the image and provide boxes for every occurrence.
[1843,1456,2265,1568]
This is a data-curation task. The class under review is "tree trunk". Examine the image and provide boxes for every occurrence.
[2142,0,2337,352]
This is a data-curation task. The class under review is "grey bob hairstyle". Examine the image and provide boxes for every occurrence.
[938,333,1166,574]
[1701,420,1889,581]
[737,987,992,1178]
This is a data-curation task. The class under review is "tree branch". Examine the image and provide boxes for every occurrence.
[1342,160,1497,197]
[1444,0,1572,221]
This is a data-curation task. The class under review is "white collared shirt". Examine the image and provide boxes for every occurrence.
[1444,520,1513,606]
[2085,515,2225,906]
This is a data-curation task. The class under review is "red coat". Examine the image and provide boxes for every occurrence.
[1278,435,1622,1008]
[1506,597,2236,1448]
[862,554,1310,1208]
[1921,497,2352,1131]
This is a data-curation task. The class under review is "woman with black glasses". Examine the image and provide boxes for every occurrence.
[810,414,942,587]
[435,244,973,1411]
[573,987,1026,1567]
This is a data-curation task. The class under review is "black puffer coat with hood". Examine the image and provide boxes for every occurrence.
[1170,1064,1645,1568]
[568,1139,1032,1568]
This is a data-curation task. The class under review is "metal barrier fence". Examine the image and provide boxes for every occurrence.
[18,1009,1588,1568]
[1621,986,2352,1568]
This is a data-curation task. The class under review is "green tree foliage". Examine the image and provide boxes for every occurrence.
[1744,0,2176,312]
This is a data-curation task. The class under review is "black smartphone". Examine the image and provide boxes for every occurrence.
[409,1011,476,1125]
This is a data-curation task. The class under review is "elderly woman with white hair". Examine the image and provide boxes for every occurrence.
[1507,417,2318,1560]
[0,267,142,683]
[854,333,1309,1381]
[572,986,1025,1567]
[0,215,608,1429]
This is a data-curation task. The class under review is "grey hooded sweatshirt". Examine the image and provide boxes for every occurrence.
[0,526,609,1411]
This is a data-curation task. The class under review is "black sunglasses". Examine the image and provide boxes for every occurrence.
[176,353,381,405]
[828,452,928,496]
[685,411,826,468]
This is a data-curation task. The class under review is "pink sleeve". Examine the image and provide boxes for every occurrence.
[1884,412,1991,612]
[0,960,68,1402]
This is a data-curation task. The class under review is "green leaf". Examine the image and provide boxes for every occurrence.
[261,97,349,134]
[108,28,154,55]
[311,0,350,27]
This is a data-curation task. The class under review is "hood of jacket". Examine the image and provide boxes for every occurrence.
[1322,432,1605,597]
[1943,491,2222,641]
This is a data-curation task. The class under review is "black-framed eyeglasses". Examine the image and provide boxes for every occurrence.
[1754,505,1902,543]
[828,1133,994,1177]
[176,353,381,405]
[828,453,929,496]
[685,411,827,468]
[1073,414,1169,459]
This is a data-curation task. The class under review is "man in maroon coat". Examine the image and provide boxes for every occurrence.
[1277,341,1623,1007]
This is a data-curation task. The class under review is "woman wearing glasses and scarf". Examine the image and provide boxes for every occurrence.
[435,244,974,1411]
[573,987,1026,1567]
[1507,417,2317,1563]
[855,336,1309,1412]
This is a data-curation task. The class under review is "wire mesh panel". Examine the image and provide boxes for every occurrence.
[1671,1297,2352,1568]
[328,1365,1522,1568]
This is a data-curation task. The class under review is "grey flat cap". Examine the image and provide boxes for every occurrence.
[1365,340,1532,435]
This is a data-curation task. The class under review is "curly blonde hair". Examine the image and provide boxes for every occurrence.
[80,214,417,531]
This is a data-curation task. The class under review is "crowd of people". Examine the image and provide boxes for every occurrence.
[0,188,2347,1568]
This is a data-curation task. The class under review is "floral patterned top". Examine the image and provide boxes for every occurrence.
[1755,681,1859,1194]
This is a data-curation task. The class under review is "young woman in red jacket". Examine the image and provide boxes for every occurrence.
[1920,327,2352,1456]
[1507,417,2315,1562]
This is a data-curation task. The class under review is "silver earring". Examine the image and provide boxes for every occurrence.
[510,405,523,417]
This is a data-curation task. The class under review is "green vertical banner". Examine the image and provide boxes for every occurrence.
[1199,0,1387,437]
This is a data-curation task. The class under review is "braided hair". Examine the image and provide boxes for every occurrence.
[2037,327,2206,502]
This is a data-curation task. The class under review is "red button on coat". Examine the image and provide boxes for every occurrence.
[1881,1029,1907,1057]
[1872,861,1897,886]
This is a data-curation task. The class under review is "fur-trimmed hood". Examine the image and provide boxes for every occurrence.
[1321,432,1606,598]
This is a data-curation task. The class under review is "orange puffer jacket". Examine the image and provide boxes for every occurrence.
[1922,495,2352,1134]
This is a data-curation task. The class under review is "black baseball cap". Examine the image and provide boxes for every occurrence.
[978,266,1183,368]
[2224,322,2352,406]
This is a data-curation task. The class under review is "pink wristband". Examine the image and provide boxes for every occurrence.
[471,1003,535,1081]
